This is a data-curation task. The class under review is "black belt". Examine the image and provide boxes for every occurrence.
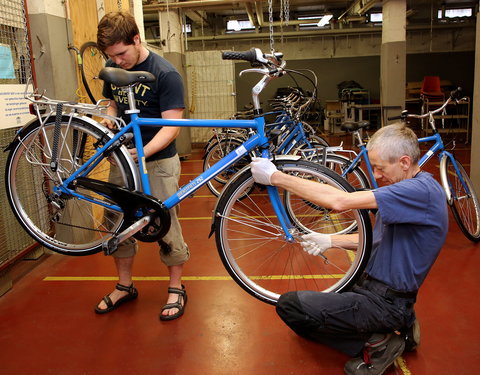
[359,273,417,300]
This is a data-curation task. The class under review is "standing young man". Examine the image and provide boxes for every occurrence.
[250,123,448,374]
[95,11,189,321]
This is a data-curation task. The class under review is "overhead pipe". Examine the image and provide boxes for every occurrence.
[143,0,262,11]
[149,21,472,44]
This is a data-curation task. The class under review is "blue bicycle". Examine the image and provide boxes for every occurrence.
[5,48,372,304]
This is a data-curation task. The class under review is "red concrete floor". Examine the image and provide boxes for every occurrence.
[0,141,479,375]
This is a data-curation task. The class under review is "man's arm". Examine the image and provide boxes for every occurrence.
[142,108,183,159]
[251,158,378,210]
[270,170,377,210]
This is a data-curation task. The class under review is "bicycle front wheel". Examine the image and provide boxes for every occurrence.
[214,159,372,304]
[203,138,250,196]
[5,118,136,255]
[80,41,107,104]
[443,157,480,242]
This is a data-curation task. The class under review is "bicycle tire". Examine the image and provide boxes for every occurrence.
[80,41,107,104]
[203,138,250,196]
[214,158,372,305]
[442,157,480,242]
[5,117,136,255]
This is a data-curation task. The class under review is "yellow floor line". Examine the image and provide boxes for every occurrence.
[394,356,411,375]
[179,216,212,220]
[43,274,345,282]
[43,276,231,281]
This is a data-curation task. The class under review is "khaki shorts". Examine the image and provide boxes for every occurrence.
[113,154,189,266]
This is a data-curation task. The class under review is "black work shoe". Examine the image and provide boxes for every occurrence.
[344,333,405,375]
[404,319,420,352]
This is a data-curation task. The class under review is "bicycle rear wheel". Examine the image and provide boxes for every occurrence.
[214,159,372,305]
[80,41,107,104]
[443,157,480,242]
[5,118,136,255]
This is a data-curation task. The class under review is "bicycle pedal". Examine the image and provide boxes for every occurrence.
[103,236,119,255]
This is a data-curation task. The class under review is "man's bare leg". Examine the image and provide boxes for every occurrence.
[96,256,135,311]
[160,264,185,318]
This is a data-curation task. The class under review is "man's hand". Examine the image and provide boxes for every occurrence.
[128,148,138,162]
[299,232,332,256]
[100,118,116,131]
[250,157,279,185]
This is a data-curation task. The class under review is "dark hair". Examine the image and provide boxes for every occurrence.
[97,11,139,52]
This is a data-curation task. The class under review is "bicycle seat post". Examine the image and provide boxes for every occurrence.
[124,85,140,115]
[353,130,365,148]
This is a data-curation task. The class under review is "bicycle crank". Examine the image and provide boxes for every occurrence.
[72,177,171,248]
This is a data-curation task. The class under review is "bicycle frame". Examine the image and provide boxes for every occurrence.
[55,110,296,241]
[418,133,471,202]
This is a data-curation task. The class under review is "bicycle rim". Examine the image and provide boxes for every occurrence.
[80,41,107,104]
[445,158,480,242]
[5,119,135,255]
[214,159,372,305]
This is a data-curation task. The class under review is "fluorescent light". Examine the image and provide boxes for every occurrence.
[317,14,333,27]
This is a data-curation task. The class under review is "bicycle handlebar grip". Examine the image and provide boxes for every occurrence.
[387,115,402,121]
[222,48,257,63]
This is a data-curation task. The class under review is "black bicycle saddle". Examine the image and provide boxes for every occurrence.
[99,67,155,87]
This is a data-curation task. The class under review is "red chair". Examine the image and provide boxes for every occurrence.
[421,76,444,100]
[420,76,445,133]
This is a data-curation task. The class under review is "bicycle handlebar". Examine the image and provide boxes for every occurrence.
[387,87,468,122]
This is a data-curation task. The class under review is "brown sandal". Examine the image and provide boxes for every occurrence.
[95,283,138,314]
[160,285,187,321]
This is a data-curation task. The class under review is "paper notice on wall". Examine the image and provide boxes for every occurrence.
[0,45,15,79]
[0,84,35,129]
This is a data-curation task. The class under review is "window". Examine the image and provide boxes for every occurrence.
[183,23,192,34]
[369,12,382,23]
[226,20,254,32]
[438,8,473,19]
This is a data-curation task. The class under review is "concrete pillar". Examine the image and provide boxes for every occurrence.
[158,9,192,156]
[132,0,146,43]
[26,0,77,100]
[470,11,480,191]
[380,0,406,125]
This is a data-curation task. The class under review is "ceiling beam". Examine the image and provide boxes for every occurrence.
[185,10,210,26]
[338,0,380,20]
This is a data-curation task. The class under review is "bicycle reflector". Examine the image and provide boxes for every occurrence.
[29,103,46,115]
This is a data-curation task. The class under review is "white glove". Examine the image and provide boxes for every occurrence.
[250,157,279,185]
[299,232,332,256]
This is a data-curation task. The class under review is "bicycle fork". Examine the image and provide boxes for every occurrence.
[439,152,471,204]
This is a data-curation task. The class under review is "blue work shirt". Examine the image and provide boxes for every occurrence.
[366,171,448,292]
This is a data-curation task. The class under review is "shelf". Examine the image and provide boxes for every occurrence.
[433,114,469,119]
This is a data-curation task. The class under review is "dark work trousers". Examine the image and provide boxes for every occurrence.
[276,279,416,357]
